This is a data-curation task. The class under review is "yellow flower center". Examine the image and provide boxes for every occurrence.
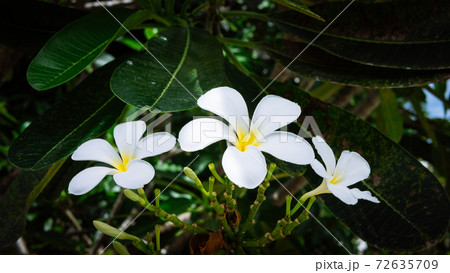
[114,155,131,173]
[234,129,260,152]
[328,176,339,185]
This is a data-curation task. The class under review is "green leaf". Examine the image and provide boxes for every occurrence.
[266,40,450,87]
[274,26,450,70]
[110,27,224,112]
[0,0,86,56]
[0,160,65,247]
[9,60,125,170]
[270,0,324,21]
[261,79,449,251]
[309,82,343,101]
[271,0,450,43]
[375,89,404,142]
[26,8,148,90]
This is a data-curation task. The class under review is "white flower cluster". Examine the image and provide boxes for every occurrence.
[68,87,379,205]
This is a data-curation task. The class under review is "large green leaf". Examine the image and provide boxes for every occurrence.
[110,27,224,112]
[0,161,64,247]
[8,61,124,170]
[273,27,450,70]
[26,8,148,90]
[375,89,403,143]
[271,0,450,43]
[266,41,450,87]
[0,0,86,56]
[262,79,449,250]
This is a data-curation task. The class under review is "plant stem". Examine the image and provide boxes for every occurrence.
[208,176,215,196]
[184,167,209,197]
[208,163,225,183]
[285,195,292,218]
[242,198,315,247]
[155,225,161,252]
[154,188,161,208]
[150,205,208,234]
[290,183,325,216]
[224,179,236,212]
[238,179,270,238]
[209,192,235,239]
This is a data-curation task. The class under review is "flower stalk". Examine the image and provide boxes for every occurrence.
[285,195,292,219]
[155,225,161,252]
[124,188,208,234]
[238,177,271,238]
[210,191,235,239]
[208,163,224,184]
[184,167,209,196]
[241,197,316,247]
[154,188,161,208]
[224,179,236,212]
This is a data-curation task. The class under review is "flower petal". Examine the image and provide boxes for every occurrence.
[311,159,329,179]
[312,136,336,176]
[178,118,236,152]
[326,182,358,205]
[258,132,314,165]
[68,166,117,195]
[135,132,176,159]
[114,121,147,162]
[334,151,371,187]
[71,139,122,168]
[222,146,267,189]
[197,87,250,135]
[350,188,380,203]
[250,95,300,138]
[113,160,155,189]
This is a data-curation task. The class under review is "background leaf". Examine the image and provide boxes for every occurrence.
[0,0,86,56]
[375,89,404,142]
[266,41,450,87]
[0,160,64,247]
[8,61,124,170]
[110,27,224,112]
[272,26,450,70]
[261,79,449,250]
[26,8,147,90]
[271,0,450,43]
[270,0,324,21]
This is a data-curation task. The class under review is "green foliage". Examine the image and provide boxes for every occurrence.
[111,27,224,111]
[376,89,404,142]
[265,80,449,250]
[0,0,86,55]
[268,0,450,87]
[9,61,124,170]
[0,0,448,255]
[26,8,146,90]
[0,160,64,246]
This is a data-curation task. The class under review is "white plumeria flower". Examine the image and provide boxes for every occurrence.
[68,121,176,195]
[305,136,380,205]
[178,87,314,189]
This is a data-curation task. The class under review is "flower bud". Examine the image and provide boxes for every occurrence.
[93,220,140,242]
[113,241,130,255]
[124,189,146,206]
